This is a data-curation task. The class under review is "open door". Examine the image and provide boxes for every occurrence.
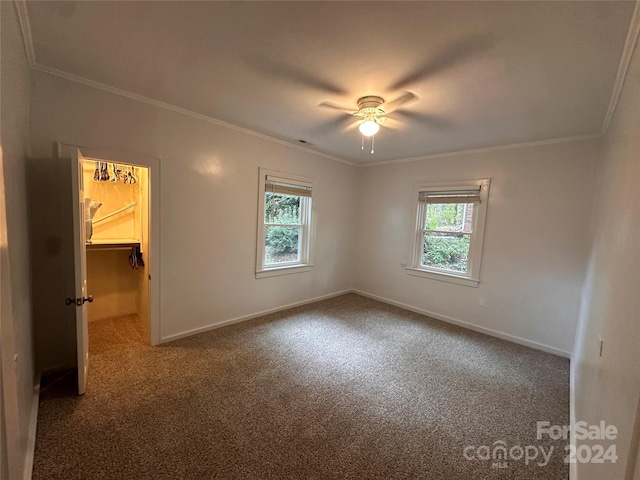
[64,147,92,395]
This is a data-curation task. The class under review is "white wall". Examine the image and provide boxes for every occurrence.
[573,35,640,480]
[21,15,639,479]
[353,139,600,356]
[29,66,604,365]
[29,71,357,361]
[0,1,36,478]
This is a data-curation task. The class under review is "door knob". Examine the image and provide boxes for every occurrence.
[65,295,94,306]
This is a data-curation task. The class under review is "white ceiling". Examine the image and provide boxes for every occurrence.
[25,1,635,164]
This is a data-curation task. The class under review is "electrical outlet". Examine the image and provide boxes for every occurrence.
[478,297,486,307]
[598,335,604,357]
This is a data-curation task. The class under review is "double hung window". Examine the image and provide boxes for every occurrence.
[256,168,314,278]
[408,180,490,287]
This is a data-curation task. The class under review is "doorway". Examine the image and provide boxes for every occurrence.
[82,158,151,352]
[58,143,160,395]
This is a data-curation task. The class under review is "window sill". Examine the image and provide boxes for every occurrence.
[405,267,479,287]
[256,264,314,279]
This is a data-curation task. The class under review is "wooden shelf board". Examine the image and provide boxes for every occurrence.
[86,240,140,251]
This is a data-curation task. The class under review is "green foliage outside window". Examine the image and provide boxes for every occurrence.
[422,234,470,272]
[425,203,466,231]
[422,203,472,272]
[265,193,301,263]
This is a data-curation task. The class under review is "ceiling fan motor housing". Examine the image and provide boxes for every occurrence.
[357,96,385,116]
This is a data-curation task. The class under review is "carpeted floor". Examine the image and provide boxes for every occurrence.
[33,294,570,479]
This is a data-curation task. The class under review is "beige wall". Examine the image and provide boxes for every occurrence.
[86,250,142,322]
[138,165,150,334]
[0,1,36,478]
[573,36,640,480]
[353,139,599,356]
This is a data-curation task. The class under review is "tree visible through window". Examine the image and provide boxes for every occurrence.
[256,169,314,277]
[409,180,490,286]
[422,203,473,272]
[264,193,302,264]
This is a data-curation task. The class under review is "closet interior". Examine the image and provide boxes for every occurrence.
[83,159,150,346]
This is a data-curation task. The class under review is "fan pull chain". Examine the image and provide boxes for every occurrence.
[360,133,376,155]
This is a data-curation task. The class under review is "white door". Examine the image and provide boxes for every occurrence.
[65,147,91,395]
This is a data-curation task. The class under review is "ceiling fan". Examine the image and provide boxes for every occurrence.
[319,92,418,154]
[245,35,494,154]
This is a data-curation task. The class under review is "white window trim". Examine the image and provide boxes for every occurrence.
[256,168,315,279]
[407,178,490,287]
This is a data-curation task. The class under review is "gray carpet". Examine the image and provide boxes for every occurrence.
[33,294,569,479]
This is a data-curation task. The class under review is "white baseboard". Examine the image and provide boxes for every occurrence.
[161,290,352,343]
[162,288,572,359]
[24,373,40,480]
[352,289,572,358]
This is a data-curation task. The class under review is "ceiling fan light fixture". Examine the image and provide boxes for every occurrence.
[359,119,380,137]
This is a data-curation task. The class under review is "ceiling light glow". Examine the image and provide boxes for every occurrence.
[359,120,380,137]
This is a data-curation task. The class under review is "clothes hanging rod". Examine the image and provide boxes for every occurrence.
[92,202,137,225]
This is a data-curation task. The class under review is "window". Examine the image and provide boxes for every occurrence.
[407,179,490,287]
[256,168,314,278]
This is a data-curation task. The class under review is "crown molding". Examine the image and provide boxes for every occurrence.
[360,133,603,168]
[29,61,605,170]
[31,63,357,167]
[14,0,35,67]
[601,0,640,135]
[13,2,355,166]
[15,0,628,168]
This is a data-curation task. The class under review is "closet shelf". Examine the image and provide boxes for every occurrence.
[86,240,140,251]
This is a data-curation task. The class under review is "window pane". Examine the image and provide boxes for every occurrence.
[425,203,473,233]
[265,225,300,264]
[265,193,301,225]
[422,232,470,272]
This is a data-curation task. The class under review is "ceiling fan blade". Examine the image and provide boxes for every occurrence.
[390,110,453,129]
[314,113,355,135]
[344,120,360,132]
[383,91,418,113]
[318,101,356,114]
[377,117,401,131]
[389,34,496,90]
[244,55,347,95]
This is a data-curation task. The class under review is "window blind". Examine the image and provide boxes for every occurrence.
[418,188,481,204]
[265,176,312,197]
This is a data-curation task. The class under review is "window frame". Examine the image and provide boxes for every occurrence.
[256,168,315,279]
[407,179,490,287]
